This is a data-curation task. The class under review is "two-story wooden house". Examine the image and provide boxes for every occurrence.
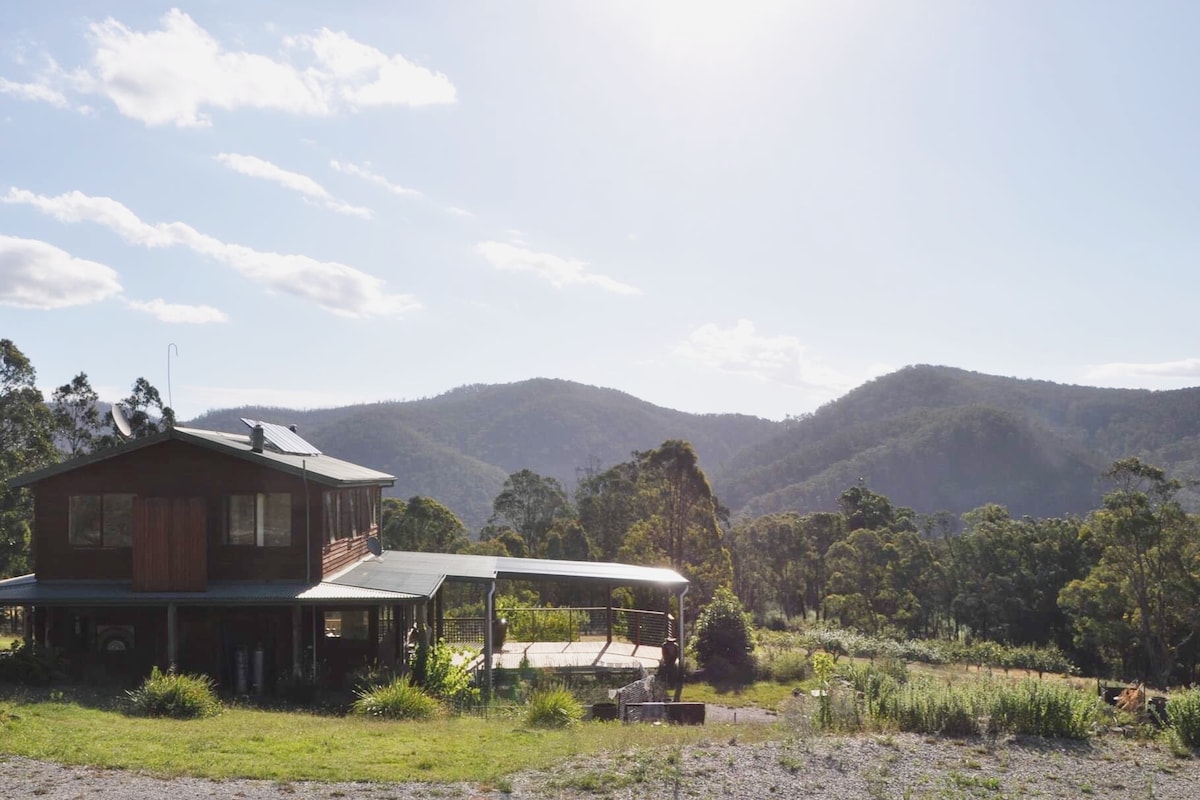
[0,420,419,689]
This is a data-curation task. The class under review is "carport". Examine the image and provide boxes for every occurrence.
[325,549,689,698]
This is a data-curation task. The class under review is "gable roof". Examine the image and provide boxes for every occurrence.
[8,425,395,489]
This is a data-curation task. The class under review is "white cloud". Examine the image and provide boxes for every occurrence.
[475,241,640,295]
[3,187,419,318]
[216,153,372,218]
[0,76,69,108]
[330,160,421,197]
[676,319,857,393]
[1083,359,1200,388]
[125,297,229,324]
[331,159,472,217]
[3,9,455,127]
[292,28,455,109]
[0,234,121,308]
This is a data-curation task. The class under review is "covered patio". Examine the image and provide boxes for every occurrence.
[325,549,689,697]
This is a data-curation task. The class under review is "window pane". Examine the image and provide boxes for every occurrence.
[262,493,291,547]
[69,496,102,546]
[341,610,369,640]
[228,495,256,545]
[103,494,134,547]
[323,610,369,640]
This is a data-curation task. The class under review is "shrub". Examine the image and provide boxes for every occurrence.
[419,640,479,707]
[352,678,441,720]
[525,686,582,728]
[694,588,754,681]
[756,649,810,683]
[882,680,979,737]
[985,680,1099,739]
[126,667,221,719]
[1168,688,1200,749]
[0,641,64,686]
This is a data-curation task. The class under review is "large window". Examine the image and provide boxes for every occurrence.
[323,488,381,544]
[323,610,369,640]
[226,493,291,546]
[69,494,134,547]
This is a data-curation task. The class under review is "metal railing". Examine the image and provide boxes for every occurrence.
[442,607,672,647]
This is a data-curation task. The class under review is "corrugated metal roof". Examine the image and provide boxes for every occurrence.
[496,556,688,585]
[0,575,419,605]
[329,550,687,591]
[8,426,394,489]
[176,427,392,485]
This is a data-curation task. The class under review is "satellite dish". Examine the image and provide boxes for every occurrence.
[111,404,133,438]
[366,536,383,557]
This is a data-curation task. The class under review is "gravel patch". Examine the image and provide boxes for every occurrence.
[5,732,1198,799]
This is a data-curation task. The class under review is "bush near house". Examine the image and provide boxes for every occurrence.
[125,667,221,719]
[0,641,64,686]
[352,678,442,720]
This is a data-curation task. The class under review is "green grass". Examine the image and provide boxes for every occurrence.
[683,679,799,710]
[0,688,772,783]
[0,635,20,651]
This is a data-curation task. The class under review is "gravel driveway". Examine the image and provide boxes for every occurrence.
[6,731,1199,799]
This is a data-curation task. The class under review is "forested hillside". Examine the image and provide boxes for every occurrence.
[718,365,1200,519]
[187,378,777,529]
[185,367,1200,528]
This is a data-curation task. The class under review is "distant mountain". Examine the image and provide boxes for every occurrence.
[186,368,1200,530]
[717,365,1200,519]
[186,378,778,529]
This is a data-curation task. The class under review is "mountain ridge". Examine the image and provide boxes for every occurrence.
[185,368,1200,529]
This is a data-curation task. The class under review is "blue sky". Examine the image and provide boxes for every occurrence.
[3,1,1199,422]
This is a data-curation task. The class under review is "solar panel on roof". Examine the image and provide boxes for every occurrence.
[240,418,322,456]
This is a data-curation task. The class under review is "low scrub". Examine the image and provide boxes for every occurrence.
[985,680,1099,740]
[126,667,221,719]
[755,648,810,683]
[884,680,979,736]
[1168,688,1200,749]
[525,686,582,728]
[785,625,1077,677]
[0,641,64,686]
[352,678,441,720]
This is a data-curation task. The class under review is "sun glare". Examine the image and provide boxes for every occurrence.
[627,0,803,63]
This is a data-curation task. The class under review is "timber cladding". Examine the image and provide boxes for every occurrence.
[322,534,370,577]
[28,438,348,583]
[132,497,207,592]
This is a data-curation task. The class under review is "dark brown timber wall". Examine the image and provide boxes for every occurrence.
[31,440,334,582]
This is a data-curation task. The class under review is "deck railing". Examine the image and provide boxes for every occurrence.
[442,607,672,647]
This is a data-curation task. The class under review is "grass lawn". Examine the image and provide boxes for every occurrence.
[0,688,775,784]
[682,679,799,710]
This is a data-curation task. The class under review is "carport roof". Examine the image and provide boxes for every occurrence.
[327,550,688,596]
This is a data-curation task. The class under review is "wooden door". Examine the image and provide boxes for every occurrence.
[133,498,207,591]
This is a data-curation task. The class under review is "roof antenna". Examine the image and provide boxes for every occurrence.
[167,343,179,411]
